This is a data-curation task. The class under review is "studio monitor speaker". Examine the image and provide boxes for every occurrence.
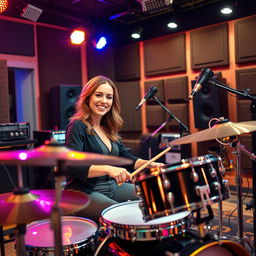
[51,84,81,130]
[191,75,228,129]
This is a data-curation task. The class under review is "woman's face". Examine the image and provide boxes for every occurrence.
[88,82,114,120]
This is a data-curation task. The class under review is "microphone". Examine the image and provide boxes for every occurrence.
[135,86,158,110]
[189,68,214,100]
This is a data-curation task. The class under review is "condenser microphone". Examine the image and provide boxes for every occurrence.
[135,86,158,110]
[189,68,214,100]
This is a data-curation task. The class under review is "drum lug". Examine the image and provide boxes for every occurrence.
[222,179,230,195]
[166,192,175,213]
[209,164,217,178]
[129,229,136,243]
[195,185,211,210]
[135,184,141,196]
[190,163,199,182]
[212,181,222,200]
[162,173,171,189]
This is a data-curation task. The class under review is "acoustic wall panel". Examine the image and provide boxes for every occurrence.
[146,105,165,127]
[235,16,256,64]
[116,81,141,131]
[115,43,140,81]
[165,76,188,103]
[236,68,256,96]
[166,103,188,128]
[144,33,186,76]
[0,19,35,56]
[191,23,229,69]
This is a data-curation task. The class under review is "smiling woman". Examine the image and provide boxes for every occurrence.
[65,75,163,222]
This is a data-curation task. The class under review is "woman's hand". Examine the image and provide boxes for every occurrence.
[134,158,165,170]
[106,166,131,184]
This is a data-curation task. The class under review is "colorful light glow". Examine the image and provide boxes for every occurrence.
[70,29,85,45]
[96,36,107,50]
[0,0,8,13]
[19,152,28,160]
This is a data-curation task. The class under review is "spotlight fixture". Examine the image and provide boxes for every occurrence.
[20,4,43,22]
[137,0,174,13]
[0,0,8,14]
[131,27,143,40]
[220,7,233,15]
[167,22,178,29]
[70,29,85,45]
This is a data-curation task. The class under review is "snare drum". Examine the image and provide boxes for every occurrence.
[135,154,230,221]
[99,200,191,241]
[25,216,98,256]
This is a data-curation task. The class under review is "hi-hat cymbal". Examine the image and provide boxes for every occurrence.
[0,189,89,225]
[170,120,256,145]
[0,142,132,166]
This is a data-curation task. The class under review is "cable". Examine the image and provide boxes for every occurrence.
[0,163,16,189]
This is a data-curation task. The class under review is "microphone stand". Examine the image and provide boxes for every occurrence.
[207,78,256,249]
[143,96,189,159]
[152,96,189,137]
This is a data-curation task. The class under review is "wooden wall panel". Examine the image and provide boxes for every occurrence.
[116,81,142,131]
[191,23,229,69]
[36,26,82,129]
[0,60,9,123]
[144,80,164,104]
[236,68,256,95]
[235,16,256,64]
[87,44,115,80]
[0,20,35,56]
[144,33,186,76]
[114,43,140,81]
[165,76,188,103]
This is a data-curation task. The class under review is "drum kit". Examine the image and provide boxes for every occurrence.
[0,120,255,255]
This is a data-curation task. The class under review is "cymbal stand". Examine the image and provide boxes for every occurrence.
[51,160,67,256]
[230,141,255,247]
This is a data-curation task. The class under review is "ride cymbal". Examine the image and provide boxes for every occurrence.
[0,189,89,225]
[0,142,133,166]
[170,120,256,145]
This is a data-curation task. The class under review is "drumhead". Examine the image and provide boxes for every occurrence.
[102,200,190,226]
[25,216,98,248]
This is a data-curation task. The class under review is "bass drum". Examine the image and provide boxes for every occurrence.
[95,235,249,256]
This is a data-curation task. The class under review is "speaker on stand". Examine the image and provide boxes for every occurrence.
[50,84,82,130]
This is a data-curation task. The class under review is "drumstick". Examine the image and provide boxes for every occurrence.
[130,146,173,178]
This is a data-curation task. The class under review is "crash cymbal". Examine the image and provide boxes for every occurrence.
[170,120,256,145]
[0,189,89,225]
[0,141,133,166]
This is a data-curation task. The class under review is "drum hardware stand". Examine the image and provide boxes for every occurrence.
[193,205,214,240]
[93,235,110,256]
[229,141,254,249]
[51,159,67,256]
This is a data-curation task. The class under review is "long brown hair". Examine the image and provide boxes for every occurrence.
[70,75,123,141]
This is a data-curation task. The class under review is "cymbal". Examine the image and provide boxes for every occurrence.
[0,142,133,166]
[0,189,89,225]
[170,120,256,145]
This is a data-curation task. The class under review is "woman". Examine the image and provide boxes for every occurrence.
[65,75,163,222]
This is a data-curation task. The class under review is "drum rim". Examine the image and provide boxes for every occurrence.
[25,216,98,251]
[100,200,191,241]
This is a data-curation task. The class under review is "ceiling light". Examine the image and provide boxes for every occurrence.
[167,22,178,29]
[131,33,141,39]
[70,29,85,45]
[0,0,8,14]
[221,7,233,15]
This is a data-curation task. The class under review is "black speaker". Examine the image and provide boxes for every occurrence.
[51,84,81,130]
[191,76,228,129]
